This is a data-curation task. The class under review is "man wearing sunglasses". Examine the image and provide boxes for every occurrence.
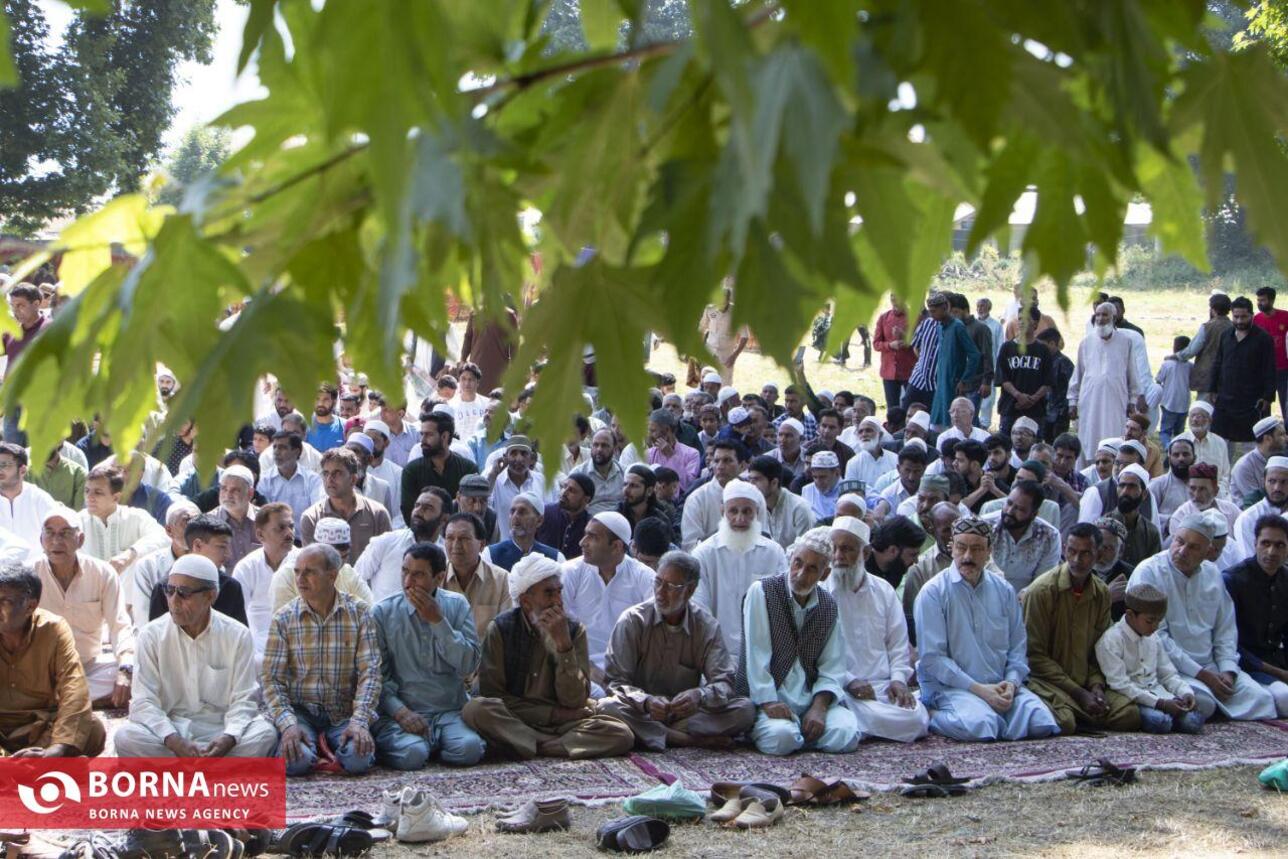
[115,554,277,759]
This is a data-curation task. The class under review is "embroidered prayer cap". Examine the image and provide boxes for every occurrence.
[512,491,545,514]
[701,371,722,384]
[1255,416,1283,439]
[314,517,352,545]
[345,433,374,454]
[1203,508,1229,539]
[592,511,632,546]
[1268,456,1288,473]
[1119,439,1148,461]
[790,526,833,560]
[728,406,751,426]
[1095,516,1128,542]
[220,464,255,488]
[1175,512,1216,542]
[1117,463,1151,487]
[1012,416,1040,435]
[509,553,562,602]
[717,386,740,405]
[1125,582,1167,615]
[908,411,932,431]
[170,554,220,586]
[779,417,805,437]
[836,479,865,496]
[831,515,870,546]
[810,450,840,470]
[506,435,533,453]
[41,506,81,532]
[363,419,391,439]
[1189,401,1214,416]
[1188,463,1218,482]
[919,474,950,495]
[952,517,992,541]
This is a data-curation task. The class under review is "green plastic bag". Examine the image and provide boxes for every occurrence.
[622,781,708,820]
[1259,759,1288,791]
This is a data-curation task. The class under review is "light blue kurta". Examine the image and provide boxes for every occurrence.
[743,580,859,755]
[1128,553,1276,720]
[913,564,1060,741]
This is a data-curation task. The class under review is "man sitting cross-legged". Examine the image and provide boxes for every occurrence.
[463,554,634,759]
[737,527,861,756]
[115,555,277,758]
[371,542,485,769]
[1022,523,1141,734]
[598,550,754,750]
[914,517,1061,741]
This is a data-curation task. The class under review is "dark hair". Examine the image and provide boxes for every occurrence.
[871,515,927,552]
[419,411,456,438]
[632,517,672,557]
[648,408,678,430]
[1257,286,1277,301]
[0,442,28,468]
[955,439,987,465]
[985,433,1012,453]
[1009,479,1046,511]
[456,361,482,381]
[658,550,701,585]
[437,375,458,390]
[1173,335,1191,353]
[938,438,959,461]
[560,472,593,500]
[897,446,927,466]
[417,485,454,512]
[272,430,303,452]
[1035,327,1062,345]
[6,283,41,304]
[945,470,967,500]
[817,408,842,426]
[653,466,680,485]
[711,438,749,462]
[856,395,878,415]
[0,563,40,601]
[1232,296,1254,313]
[749,455,782,485]
[252,423,276,440]
[886,406,906,428]
[445,511,486,541]
[1254,514,1288,542]
[1066,522,1103,546]
[404,541,447,573]
[1210,293,1231,315]
[1053,433,1082,455]
[320,448,359,475]
[947,292,969,311]
[741,393,769,411]
[222,450,260,481]
[87,463,125,493]
[255,502,292,527]
[185,513,234,546]
[573,415,591,437]
[318,382,339,400]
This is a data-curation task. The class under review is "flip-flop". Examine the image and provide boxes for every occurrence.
[815,780,871,805]
[903,762,972,786]
[322,811,378,829]
[899,783,966,799]
[1065,758,1137,786]
[274,823,386,858]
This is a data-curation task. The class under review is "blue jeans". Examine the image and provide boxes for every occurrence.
[277,706,376,777]
[1159,408,1187,451]
[2,408,25,447]
[373,710,484,770]
[1137,704,1204,734]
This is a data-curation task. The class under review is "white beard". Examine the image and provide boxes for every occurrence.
[861,439,882,456]
[831,562,864,590]
[718,519,759,554]
[1096,323,1115,339]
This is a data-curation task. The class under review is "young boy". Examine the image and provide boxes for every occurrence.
[1156,336,1193,450]
[1095,583,1205,734]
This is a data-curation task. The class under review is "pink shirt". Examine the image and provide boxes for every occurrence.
[647,442,701,491]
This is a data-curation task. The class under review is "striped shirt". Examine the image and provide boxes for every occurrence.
[262,591,381,731]
[907,316,941,391]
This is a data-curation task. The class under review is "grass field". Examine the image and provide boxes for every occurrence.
[644,282,1219,413]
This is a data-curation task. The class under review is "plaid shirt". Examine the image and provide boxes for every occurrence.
[262,591,381,731]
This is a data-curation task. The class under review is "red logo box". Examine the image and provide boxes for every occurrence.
[0,758,286,829]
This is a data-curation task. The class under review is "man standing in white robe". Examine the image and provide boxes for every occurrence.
[825,516,928,743]
[1128,515,1276,720]
[1070,303,1139,466]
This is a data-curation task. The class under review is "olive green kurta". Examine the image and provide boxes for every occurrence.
[1022,565,1140,733]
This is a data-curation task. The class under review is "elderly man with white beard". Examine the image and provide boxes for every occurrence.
[1128,514,1276,721]
[1175,401,1229,496]
[825,516,928,743]
[1168,464,1240,544]
[693,480,788,658]
[736,528,859,755]
[843,417,899,488]
[1069,302,1140,467]
[1234,457,1288,558]
[462,554,634,760]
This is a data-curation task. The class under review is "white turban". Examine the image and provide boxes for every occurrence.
[363,419,391,438]
[508,553,562,603]
[908,411,931,431]
[722,479,761,507]
[790,526,833,560]
[779,418,804,437]
[171,554,219,586]
[831,515,870,546]
[592,511,632,546]
[1097,437,1122,455]
[1189,401,1214,417]
[1119,439,1148,461]
[1012,416,1039,435]
[1118,463,1150,487]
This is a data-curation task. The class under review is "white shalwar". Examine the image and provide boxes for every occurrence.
[692,532,787,658]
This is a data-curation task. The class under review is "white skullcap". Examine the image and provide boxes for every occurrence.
[836,493,867,513]
[831,515,870,545]
[155,366,177,382]
[1189,401,1214,416]
[314,517,351,545]
[701,371,722,384]
[508,553,562,602]
[1268,456,1288,473]
[220,464,255,488]
[779,418,804,437]
[722,478,762,507]
[363,419,391,438]
[908,411,931,431]
[903,438,928,452]
[41,506,81,531]
[171,554,219,586]
[790,526,833,560]
[818,390,834,400]
[811,450,840,470]
[1012,416,1039,434]
[859,416,883,431]
[1255,416,1283,438]
[1120,439,1148,461]
[1097,437,1122,454]
[728,406,751,425]
[1203,508,1229,539]
[165,499,200,526]
[592,511,632,546]
[345,433,374,454]
[1176,512,1216,542]
[512,491,544,514]
[1118,463,1150,486]
[432,402,456,418]
[717,386,739,405]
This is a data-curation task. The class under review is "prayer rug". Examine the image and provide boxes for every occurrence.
[632,720,1288,793]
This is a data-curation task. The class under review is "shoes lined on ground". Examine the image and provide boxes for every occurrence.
[788,774,870,806]
[595,815,670,852]
[900,762,972,798]
[732,796,784,829]
[372,788,403,829]
[396,787,469,843]
[496,798,573,833]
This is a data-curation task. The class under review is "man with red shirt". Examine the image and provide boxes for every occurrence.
[2,282,50,444]
[1255,286,1288,423]
[873,297,916,412]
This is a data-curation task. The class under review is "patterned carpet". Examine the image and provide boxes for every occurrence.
[98,715,1288,819]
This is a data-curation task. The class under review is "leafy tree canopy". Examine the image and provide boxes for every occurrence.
[4,0,1288,481]
[154,124,231,207]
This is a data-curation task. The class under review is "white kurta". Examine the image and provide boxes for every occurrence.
[1147,473,1190,537]
[560,557,655,670]
[1127,552,1276,720]
[825,567,929,742]
[843,450,899,490]
[1230,450,1267,509]
[79,507,169,580]
[0,482,58,546]
[1069,332,1139,466]
[764,490,815,549]
[1233,498,1288,559]
[231,547,298,664]
[1168,499,1241,547]
[692,533,787,657]
[353,528,417,602]
[128,546,180,628]
[1175,431,1231,498]
[680,479,726,551]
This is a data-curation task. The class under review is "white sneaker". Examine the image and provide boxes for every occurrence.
[372,788,402,829]
[396,788,468,843]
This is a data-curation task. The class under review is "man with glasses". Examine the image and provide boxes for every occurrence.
[115,554,277,759]
[598,550,754,750]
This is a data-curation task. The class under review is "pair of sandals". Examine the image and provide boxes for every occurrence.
[595,816,670,852]
[271,810,393,857]
[1066,758,1137,788]
[787,774,870,806]
[900,763,972,798]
